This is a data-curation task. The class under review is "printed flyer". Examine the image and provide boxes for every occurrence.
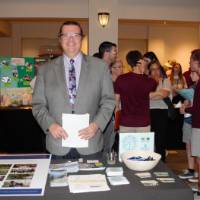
[0,154,51,196]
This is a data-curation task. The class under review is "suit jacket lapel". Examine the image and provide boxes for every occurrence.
[54,56,69,102]
[75,54,89,106]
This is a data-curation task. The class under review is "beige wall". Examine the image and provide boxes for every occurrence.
[148,25,200,71]
[0,37,12,56]
[118,0,200,21]
[118,23,200,72]
[1,0,200,21]
[0,0,89,18]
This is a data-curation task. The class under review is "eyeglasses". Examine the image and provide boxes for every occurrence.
[60,33,82,40]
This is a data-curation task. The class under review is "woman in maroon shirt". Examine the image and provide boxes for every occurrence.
[181,49,200,195]
[115,50,157,133]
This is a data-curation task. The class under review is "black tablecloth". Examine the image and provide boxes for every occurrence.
[0,107,46,153]
[0,161,193,200]
[0,107,185,153]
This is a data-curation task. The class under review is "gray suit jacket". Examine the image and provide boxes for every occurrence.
[32,54,115,156]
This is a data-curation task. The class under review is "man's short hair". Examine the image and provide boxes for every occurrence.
[93,52,101,58]
[98,41,117,58]
[58,21,84,37]
[126,50,142,68]
[191,49,200,64]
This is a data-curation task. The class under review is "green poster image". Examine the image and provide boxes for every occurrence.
[0,57,35,88]
[0,57,35,106]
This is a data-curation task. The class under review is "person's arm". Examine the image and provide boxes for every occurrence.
[150,89,170,100]
[183,77,188,89]
[79,63,116,139]
[92,64,116,131]
[150,78,171,100]
[115,94,121,113]
[32,66,67,139]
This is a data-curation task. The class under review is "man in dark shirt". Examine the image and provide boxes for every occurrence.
[115,50,157,133]
[181,49,200,194]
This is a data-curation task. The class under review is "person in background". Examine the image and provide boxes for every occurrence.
[98,41,118,154]
[110,59,123,83]
[32,21,115,159]
[169,62,187,103]
[110,59,123,152]
[115,50,157,133]
[181,49,200,195]
[179,71,199,182]
[99,41,118,66]
[149,60,172,162]
[143,51,160,75]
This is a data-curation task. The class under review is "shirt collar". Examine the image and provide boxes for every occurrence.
[63,52,82,66]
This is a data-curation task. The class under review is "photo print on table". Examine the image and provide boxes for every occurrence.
[0,164,12,176]
[2,180,31,188]
[6,173,33,180]
[0,175,5,182]
[12,164,37,169]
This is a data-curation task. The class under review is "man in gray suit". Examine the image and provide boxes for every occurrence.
[98,41,118,154]
[32,21,115,159]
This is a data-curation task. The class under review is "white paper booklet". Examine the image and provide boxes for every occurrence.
[107,176,130,186]
[68,174,110,193]
[62,113,89,148]
[106,167,123,177]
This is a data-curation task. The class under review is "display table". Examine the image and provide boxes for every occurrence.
[0,161,193,200]
[0,106,185,153]
[0,106,46,153]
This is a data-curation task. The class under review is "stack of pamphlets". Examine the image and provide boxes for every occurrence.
[106,167,123,176]
[50,175,68,187]
[106,167,129,186]
[49,161,79,175]
[49,161,79,187]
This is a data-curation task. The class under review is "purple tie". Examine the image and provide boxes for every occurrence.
[69,59,76,105]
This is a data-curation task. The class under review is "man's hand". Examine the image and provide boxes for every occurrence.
[79,122,99,140]
[49,123,68,139]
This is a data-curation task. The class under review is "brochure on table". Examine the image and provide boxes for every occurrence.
[0,154,51,196]
[119,132,155,161]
